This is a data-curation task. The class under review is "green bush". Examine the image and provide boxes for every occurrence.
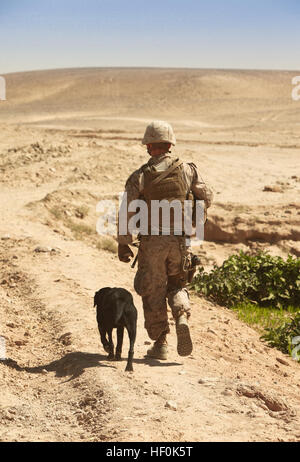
[261,311,300,358]
[191,251,300,309]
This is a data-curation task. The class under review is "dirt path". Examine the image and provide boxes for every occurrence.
[1,67,300,441]
[1,183,300,442]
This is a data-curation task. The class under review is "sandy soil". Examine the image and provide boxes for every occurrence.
[0,68,299,442]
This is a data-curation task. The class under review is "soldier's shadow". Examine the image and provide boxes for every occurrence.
[139,357,182,368]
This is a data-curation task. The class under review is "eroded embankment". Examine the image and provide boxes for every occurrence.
[205,202,300,256]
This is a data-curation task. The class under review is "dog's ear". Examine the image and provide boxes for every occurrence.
[93,292,99,307]
[94,287,111,308]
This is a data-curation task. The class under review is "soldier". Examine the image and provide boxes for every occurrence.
[118,121,213,360]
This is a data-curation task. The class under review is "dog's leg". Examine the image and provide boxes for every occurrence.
[125,324,136,372]
[115,327,124,361]
[107,329,114,360]
[98,325,110,353]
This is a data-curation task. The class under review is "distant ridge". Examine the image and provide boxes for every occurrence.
[0,67,296,123]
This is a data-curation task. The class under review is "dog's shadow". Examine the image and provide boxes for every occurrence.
[2,352,181,382]
[2,352,112,382]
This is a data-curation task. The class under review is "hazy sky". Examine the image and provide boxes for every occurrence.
[1,0,300,74]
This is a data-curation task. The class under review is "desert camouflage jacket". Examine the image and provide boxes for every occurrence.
[118,153,213,245]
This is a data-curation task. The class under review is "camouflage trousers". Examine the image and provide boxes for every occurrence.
[134,235,191,341]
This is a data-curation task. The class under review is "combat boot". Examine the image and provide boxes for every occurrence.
[176,313,193,357]
[146,332,168,360]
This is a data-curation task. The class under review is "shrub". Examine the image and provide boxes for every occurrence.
[191,251,300,309]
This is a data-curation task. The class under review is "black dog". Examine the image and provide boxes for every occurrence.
[94,287,137,372]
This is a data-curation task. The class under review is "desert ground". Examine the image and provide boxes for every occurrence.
[0,68,300,442]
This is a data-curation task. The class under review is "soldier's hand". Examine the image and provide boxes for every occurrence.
[118,244,134,263]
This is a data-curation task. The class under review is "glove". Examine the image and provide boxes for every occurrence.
[118,244,134,263]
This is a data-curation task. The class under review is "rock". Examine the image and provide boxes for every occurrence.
[34,246,59,254]
[276,357,290,367]
[34,246,52,253]
[263,185,283,193]
[198,377,219,386]
[1,235,10,240]
[14,339,27,346]
[236,384,294,415]
[165,400,177,411]
[207,327,217,335]
[222,389,233,396]
[58,332,72,346]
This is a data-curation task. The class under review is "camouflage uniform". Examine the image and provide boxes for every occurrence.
[118,153,213,341]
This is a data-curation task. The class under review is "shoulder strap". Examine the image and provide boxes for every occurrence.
[151,158,183,186]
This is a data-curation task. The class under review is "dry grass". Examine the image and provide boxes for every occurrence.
[49,206,63,220]
[96,236,118,254]
[65,219,95,239]
[232,303,299,333]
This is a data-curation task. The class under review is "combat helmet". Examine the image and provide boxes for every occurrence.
[142,120,176,146]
